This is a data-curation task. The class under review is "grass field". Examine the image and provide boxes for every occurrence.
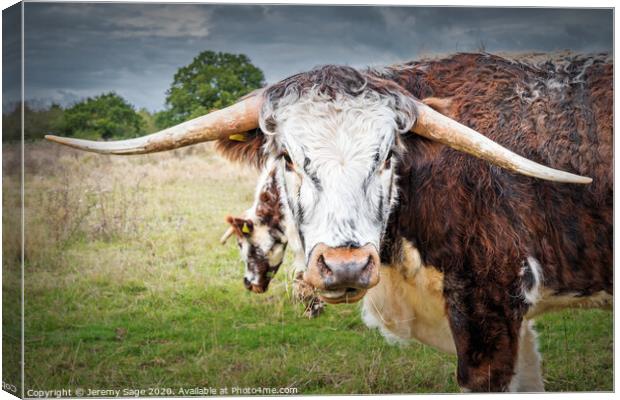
[3,142,613,394]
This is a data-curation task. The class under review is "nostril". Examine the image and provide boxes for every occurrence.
[362,255,373,272]
[243,277,252,289]
[317,255,333,276]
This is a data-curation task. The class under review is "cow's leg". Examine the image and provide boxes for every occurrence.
[509,320,544,392]
[445,272,527,392]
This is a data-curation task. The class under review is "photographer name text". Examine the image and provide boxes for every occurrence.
[26,386,298,397]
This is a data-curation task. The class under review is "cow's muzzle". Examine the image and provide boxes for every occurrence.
[243,276,272,294]
[303,243,380,304]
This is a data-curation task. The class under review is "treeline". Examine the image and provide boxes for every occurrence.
[3,95,151,142]
[2,51,265,142]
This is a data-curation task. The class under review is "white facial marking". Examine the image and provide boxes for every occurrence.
[239,240,256,283]
[265,91,408,259]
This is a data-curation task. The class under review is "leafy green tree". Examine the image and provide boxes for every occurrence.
[137,108,158,134]
[63,92,144,139]
[26,103,65,140]
[156,51,264,128]
[2,103,22,142]
[3,102,66,141]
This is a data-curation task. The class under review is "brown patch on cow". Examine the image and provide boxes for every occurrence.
[254,169,283,230]
[321,246,368,263]
[226,216,254,238]
[249,284,265,294]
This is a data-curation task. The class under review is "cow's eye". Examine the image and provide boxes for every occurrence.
[384,150,393,169]
[282,152,294,170]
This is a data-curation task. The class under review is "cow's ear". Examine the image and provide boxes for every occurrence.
[393,95,454,133]
[421,97,454,117]
[226,216,254,237]
[389,92,418,133]
[214,129,267,169]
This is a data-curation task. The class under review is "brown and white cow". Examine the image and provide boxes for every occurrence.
[46,52,612,392]
[219,157,325,317]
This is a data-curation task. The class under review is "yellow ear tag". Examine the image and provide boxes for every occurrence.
[229,133,247,142]
[242,223,251,234]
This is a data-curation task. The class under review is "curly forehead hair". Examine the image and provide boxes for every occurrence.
[260,65,418,134]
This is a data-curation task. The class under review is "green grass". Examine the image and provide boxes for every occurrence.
[10,142,612,394]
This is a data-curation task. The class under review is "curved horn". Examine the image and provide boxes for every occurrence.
[411,101,592,184]
[45,90,263,155]
[220,226,235,244]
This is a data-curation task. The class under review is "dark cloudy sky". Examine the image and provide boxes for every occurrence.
[5,3,614,111]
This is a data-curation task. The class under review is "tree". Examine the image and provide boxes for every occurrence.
[137,108,158,134]
[63,92,144,140]
[2,103,22,142]
[25,103,65,140]
[3,102,66,141]
[156,50,265,128]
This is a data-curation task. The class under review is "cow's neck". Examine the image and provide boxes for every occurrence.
[381,136,448,268]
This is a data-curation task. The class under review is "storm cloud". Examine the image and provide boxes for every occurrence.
[10,3,614,111]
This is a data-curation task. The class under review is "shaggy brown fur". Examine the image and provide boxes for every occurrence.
[381,53,612,391]
[214,129,266,169]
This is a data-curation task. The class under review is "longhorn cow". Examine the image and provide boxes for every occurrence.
[46,53,612,392]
